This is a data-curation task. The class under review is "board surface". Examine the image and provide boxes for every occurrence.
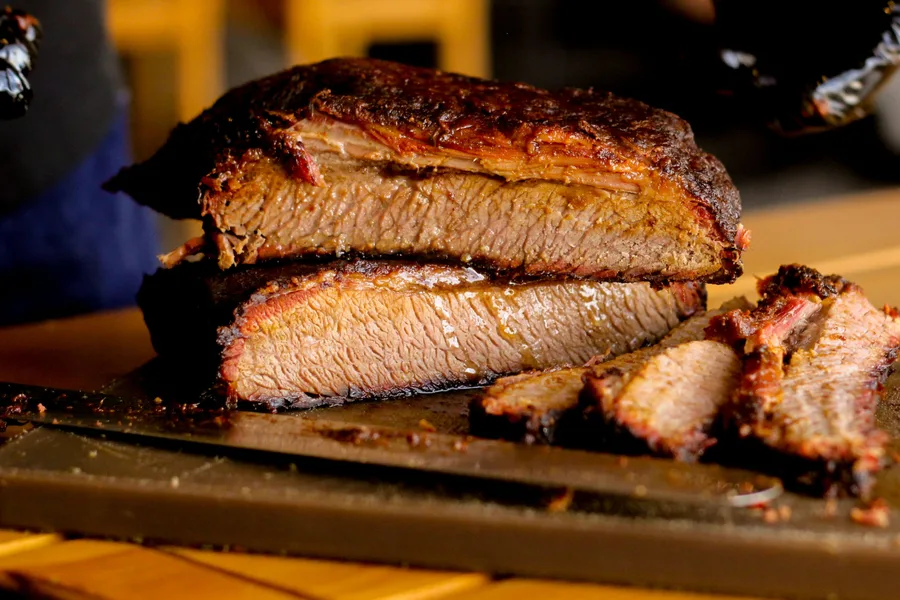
[1,363,900,599]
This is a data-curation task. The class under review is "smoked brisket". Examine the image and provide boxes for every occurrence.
[708,265,900,496]
[107,57,746,283]
[138,259,704,409]
[470,298,748,447]
[582,340,742,461]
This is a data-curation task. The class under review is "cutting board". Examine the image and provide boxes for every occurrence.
[2,362,900,600]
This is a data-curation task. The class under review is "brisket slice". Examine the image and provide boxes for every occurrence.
[138,259,704,410]
[578,297,749,460]
[106,57,745,284]
[708,265,900,496]
[582,341,741,461]
[470,298,748,446]
[469,367,592,446]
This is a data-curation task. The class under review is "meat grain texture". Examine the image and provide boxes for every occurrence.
[584,340,742,461]
[471,298,749,453]
[139,259,704,409]
[106,57,746,283]
[708,265,900,496]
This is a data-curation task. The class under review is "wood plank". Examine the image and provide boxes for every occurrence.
[0,308,154,391]
[169,548,489,600]
[707,187,900,308]
[0,539,126,569]
[0,530,60,557]
[738,187,900,271]
[0,540,295,599]
[437,579,763,600]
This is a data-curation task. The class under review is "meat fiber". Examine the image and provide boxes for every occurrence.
[708,265,900,496]
[106,57,746,284]
[138,259,704,409]
[579,297,748,460]
[470,298,748,446]
[582,340,742,461]
[469,367,592,445]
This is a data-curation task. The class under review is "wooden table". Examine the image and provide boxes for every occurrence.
[0,188,898,599]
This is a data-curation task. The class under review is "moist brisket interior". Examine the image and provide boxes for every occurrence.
[708,265,900,497]
[470,297,749,447]
[107,57,746,283]
[582,340,742,461]
[139,259,705,410]
[579,298,750,460]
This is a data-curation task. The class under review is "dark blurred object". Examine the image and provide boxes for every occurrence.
[488,0,900,209]
[713,0,900,135]
[0,0,124,214]
[0,6,40,119]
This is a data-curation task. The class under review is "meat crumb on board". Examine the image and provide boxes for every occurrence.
[850,499,890,528]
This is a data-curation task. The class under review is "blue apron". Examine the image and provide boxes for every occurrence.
[0,110,161,325]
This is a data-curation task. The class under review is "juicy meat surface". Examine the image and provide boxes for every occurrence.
[584,340,741,461]
[138,259,704,409]
[106,57,745,283]
[708,265,900,495]
[469,368,590,445]
[580,297,749,459]
[471,297,748,446]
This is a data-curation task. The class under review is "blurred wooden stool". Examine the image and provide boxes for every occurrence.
[285,0,489,77]
[107,0,226,244]
[107,0,226,122]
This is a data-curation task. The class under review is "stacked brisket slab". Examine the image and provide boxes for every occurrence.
[109,58,899,497]
[111,57,743,410]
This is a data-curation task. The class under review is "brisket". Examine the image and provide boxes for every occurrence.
[106,57,745,283]
[582,340,742,461]
[469,367,592,446]
[471,298,749,446]
[138,259,704,409]
[579,297,748,459]
[709,265,900,496]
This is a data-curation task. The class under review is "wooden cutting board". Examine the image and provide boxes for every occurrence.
[0,365,900,600]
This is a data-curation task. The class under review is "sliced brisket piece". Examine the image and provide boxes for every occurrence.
[709,265,900,496]
[469,368,589,445]
[138,259,704,410]
[106,57,745,284]
[583,340,742,461]
[578,297,750,459]
[471,298,748,446]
